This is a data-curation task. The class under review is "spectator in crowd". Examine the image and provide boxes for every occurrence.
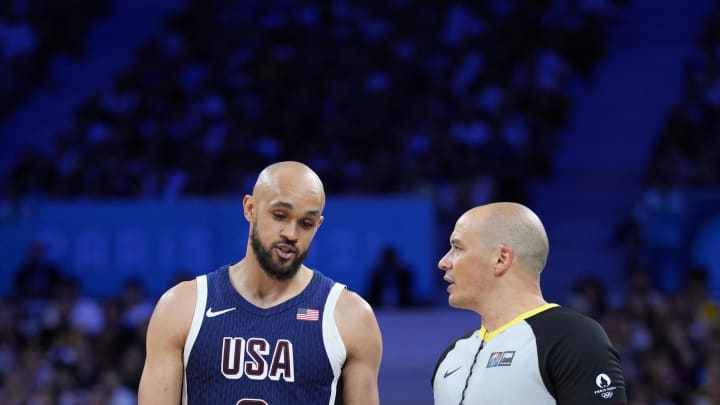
[366,245,416,308]
[13,240,63,303]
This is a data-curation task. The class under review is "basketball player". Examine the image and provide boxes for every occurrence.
[432,202,627,404]
[138,161,382,404]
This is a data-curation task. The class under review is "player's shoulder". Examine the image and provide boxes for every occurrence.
[336,287,374,319]
[334,287,381,346]
[308,269,367,315]
[145,278,199,345]
[150,279,198,325]
[160,279,197,306]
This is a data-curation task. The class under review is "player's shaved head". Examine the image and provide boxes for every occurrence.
[252,161,326,211]
[462,202,549,274]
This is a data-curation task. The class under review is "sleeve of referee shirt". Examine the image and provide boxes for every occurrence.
[532,307,628,405]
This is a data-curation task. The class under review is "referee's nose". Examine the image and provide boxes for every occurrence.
[438,251,452,271]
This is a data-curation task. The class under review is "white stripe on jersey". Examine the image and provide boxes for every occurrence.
[322,283,347,405]
[183,275,208,405]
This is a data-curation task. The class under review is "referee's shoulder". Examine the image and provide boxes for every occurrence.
[529,305,610,341]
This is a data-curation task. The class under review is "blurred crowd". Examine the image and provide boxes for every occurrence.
[644,0,720,189]
[569,265,720,405]
[610,6,720,401]
[1,242,154,404]
[0,0,111,121]
[4,0,625,215]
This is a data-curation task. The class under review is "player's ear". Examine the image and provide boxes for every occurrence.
[243,195,254,221]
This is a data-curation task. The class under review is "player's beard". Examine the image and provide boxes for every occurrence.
[250,223,308,281]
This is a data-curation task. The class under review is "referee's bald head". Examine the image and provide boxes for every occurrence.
[463,202,549,275]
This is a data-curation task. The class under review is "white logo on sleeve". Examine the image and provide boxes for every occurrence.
[593,373,616,399]
[595,373,611,388]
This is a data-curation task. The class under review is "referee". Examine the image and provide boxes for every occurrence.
[432,202,627,405]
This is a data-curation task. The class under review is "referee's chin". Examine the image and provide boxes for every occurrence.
[447,294,477,313]
[447,295,464,310]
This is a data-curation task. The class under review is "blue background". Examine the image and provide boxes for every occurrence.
[0,197,435,299]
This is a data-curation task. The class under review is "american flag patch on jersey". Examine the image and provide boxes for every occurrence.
[296,307,320,321]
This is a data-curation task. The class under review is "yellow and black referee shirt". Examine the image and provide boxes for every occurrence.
[432,304,627,405]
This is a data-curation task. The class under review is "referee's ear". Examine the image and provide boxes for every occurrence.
[494,245,513,276]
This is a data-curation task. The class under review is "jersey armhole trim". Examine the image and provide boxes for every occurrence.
[323,282,347,405]
[182,275,207,405]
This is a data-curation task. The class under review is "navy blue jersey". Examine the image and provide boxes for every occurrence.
[183,266,347,405]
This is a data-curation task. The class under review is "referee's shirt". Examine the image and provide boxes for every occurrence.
[432,304,627,404]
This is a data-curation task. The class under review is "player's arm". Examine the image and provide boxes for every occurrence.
[138,280,196,405]
[335,289,383,405]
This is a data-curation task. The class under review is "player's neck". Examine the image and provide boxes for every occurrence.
[229,260,314,308]
[479,290,547,333]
